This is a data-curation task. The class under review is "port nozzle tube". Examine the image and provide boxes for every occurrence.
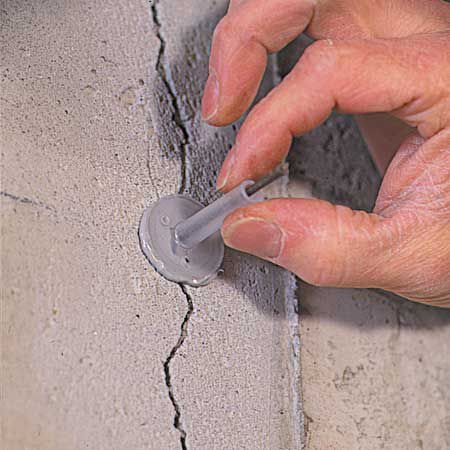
[174,180,255,249]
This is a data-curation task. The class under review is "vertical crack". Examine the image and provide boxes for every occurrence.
[163,283,194,450]
[149,2,194,447]
[150,0,190,194]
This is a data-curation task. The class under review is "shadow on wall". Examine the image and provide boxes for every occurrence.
[149,4,450,329]
[298,282,450,331]
[149,0,289,320]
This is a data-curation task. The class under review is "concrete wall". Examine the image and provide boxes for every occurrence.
[1,1,449,450]
[2,2,300,449]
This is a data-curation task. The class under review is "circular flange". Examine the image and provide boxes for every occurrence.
[139,195,224,287]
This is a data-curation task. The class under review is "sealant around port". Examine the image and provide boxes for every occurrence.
[139,195,224,287]
[139,165,288,287]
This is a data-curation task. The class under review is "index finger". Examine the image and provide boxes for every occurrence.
[216,33,450,191]
[202,0,314,125]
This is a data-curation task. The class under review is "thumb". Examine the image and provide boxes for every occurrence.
[222,198,390,288]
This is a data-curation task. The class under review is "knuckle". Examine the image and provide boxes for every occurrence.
[301,39,338,72]
[213,15,236,44]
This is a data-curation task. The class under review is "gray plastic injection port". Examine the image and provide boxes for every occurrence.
[139,181,255,286]
[139,164,288,287]
[139,195,224,287]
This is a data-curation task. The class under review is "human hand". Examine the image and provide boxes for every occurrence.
[202,0,450,307]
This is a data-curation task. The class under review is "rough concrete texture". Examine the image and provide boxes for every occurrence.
[2,2,450,450]
[2,2,183,448]
[2,1,300,449]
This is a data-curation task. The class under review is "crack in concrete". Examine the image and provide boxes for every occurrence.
[148,2,195,448]
[1,191,55,212]
[163,283,194,450]
[150,0,190,194]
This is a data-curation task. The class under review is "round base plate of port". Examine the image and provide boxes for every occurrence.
[139,195,224,287]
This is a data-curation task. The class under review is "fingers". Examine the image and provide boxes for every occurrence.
[217,34,450,191]
[221,130,450,304]
[222,198,388,288]
[202,0,315,125]
[374,128,450,218]
[307,0,450,40]
[203,0,450,127]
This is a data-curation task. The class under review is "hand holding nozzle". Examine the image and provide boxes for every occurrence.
[173,163,289,249]
[139,163,289,287]
[201,0,450,305]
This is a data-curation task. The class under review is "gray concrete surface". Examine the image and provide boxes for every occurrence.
[1,1,449,450]
[1,1,300,449]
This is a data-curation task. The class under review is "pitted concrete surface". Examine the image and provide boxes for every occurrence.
[1,2,182,448]
[1,1,300,449]
[297,286,450,450]
[2,2,450,450]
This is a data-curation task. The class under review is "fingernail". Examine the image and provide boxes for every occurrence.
[216,148,235,191]
[202,69,219,121]
[223,217,283,259]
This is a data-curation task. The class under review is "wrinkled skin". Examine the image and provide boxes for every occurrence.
[201,0,450,307]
